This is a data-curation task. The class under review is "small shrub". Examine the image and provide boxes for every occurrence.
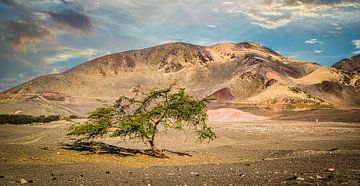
[0,114,60,125]
[63,115,79,122]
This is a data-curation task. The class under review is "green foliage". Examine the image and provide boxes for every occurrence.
[68,106,114,139]
[0,114,60,125]
[68,85,216,157]
[63,115,79,121]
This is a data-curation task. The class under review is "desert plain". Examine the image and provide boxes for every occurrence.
[1,108,359,185]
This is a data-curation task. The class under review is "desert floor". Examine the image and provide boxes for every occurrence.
[1,109,360,185]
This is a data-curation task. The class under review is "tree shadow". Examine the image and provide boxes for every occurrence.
[61,141,192,157]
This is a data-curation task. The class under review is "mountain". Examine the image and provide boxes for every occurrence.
[332,54,360,74]
[1,42,359,115]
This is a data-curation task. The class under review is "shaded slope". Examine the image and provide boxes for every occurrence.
[332,54,360,73]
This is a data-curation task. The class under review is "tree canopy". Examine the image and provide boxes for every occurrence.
[68,84,216,157]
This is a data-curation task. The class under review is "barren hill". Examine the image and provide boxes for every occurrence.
[332,54,360,74]
[1,42,359,115]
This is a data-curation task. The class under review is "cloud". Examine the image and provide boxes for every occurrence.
[206,24,216,28]
[314,50,323,54]
[3,20,51,51]
[305,38,321,44]
[0,1,94,51]
[43,47,104,64]
[48,9,94,33]
[223,0,360,29]
[353,40,360,49]
[0,0,97,91]
[352,50,360,54]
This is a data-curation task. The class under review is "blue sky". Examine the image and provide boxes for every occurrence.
[1,0,360,91]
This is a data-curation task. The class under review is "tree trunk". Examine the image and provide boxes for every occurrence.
[149,140,167,158]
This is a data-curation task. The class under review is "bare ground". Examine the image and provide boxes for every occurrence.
[0,111,360,185]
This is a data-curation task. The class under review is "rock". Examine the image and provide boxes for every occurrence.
[190,172,199,176]
[327,168,335,172]
[296,177,305,181]
[316,175,322,179]
[326,148,339,152]
[52,177,57,181]
[20,178,28,184]
[239,174,245,177]
[287,176,297,181]
[287,176,305,181]
[56,152,61,155]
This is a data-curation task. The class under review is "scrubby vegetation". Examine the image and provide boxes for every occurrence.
[0,114,60,125]
[68,84,216,158]
[63,115,79,122]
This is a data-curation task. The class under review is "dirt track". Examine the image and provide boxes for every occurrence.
[1,115,360,185]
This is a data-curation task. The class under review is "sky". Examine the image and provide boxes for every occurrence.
[1,0,360,91]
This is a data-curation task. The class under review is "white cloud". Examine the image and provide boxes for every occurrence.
[223,1,236,5]
[352,50,360,54]
[353,40,360,49]
[305,38,320,44]
[43,47,105,64]
[222,0,360,29]
[314,50,323,54]
[206,24,216,28]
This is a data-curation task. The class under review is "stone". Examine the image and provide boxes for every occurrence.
[316,175,322,179]
[287,176,299,181]
[190,172,199,176]
[327,168,335,172]
[20,178,28,185]
[296,177,305,181]
[56,152,61,155]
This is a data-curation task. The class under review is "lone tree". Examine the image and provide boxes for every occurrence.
[68,84,216,157]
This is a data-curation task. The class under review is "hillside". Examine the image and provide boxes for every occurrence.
[1,42,359,115]
[332,54,360,74]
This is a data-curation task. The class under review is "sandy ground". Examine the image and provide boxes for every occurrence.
[0,111,360,185]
